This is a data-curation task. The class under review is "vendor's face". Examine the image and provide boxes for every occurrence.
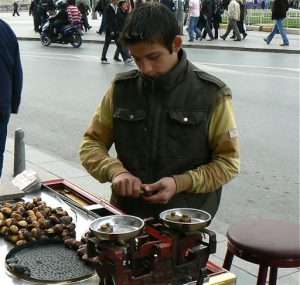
[127,36,182,79]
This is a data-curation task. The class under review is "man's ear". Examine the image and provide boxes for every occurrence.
[172,35,182,52]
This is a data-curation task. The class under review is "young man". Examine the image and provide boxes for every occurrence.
[80,3,240,219]
[0,20,23,177]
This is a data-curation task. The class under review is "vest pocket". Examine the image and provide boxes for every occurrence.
[166,110,208,157]
[113,107,147,154]
[114,107,146,122]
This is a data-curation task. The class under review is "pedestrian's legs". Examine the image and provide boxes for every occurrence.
[101,33,112,60]
[113,47,120,60]
[221,20,233,39]
[276,18,289,45]
[192,17,202,40]
[212,20,219,39]
[231,19,241,40]
[0,112,10,178]
[99,12,107,34]
[204,17,214,39]
[266,24,278,43]
[188,16,196,41]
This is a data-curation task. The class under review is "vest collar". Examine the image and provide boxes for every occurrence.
[141,49,189,91]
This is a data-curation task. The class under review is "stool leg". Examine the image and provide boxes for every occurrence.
[223,249,234,270]
[269,267,278,285]
[257,265,268,285]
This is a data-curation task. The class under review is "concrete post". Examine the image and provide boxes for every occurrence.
[14,128,25,177]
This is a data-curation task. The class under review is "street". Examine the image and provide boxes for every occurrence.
[8,41,299,235]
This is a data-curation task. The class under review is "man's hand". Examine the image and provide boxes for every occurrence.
[142,177,177,204]
[112,172,142,198]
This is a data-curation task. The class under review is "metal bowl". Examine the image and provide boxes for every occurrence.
[89,215,144,244]
[159,208,211,232]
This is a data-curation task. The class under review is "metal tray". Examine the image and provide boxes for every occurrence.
[159,208,211,232]
[89,215,144,244]
[5,239,95,284]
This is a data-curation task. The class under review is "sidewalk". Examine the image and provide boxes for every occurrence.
[1,11,299,285]
[1,11,299,54]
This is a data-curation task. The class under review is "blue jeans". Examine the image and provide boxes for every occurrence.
[266,18,289,45]
[0,111,10,177]
[189,16,202,41]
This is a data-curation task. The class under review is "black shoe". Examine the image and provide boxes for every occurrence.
[88,26,92,30]
[113,58,122,62]
[233,39,241,41]
[230,35,235,39]
[243,33,247,39]
[101,59,110,64]
[96,31,102,35]
[280,43,289,46]
[220,35,226,40]
[263,38,270,44]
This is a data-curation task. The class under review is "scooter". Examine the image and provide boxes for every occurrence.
[40,20,83,48]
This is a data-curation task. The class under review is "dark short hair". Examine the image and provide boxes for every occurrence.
[121,3,180,54]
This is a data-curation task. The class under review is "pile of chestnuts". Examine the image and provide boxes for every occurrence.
[0,197,76,246]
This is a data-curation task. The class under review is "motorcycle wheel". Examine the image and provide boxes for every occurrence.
[70,33,82,48]
[41,35,51,46]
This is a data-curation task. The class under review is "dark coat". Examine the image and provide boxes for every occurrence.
[0,20,22,113]
[160,0,176,12]
[272,0,289,20]
[116,8,128,31]
[105,4,120,34]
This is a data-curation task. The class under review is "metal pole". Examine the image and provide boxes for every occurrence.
[175,0,184,35]
[14,128,25,177]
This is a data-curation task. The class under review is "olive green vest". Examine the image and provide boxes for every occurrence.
[112,50,226,219]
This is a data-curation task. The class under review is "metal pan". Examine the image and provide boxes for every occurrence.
[159,208,211,232]
[89,215,144,244]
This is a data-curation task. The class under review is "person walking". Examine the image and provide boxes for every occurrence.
[0,20,23,178]
[230,0,247,39]
[96,0,111,35]
[201,0,215,41]
[212,0,224,39]
[100,0,130,64]
[12,1,20,16]
[29,0,40,32]
[220,0,241,41]
[264,0,290,46]
[113,0,133,63]
[188,0,202,42]
[80,3,240,219]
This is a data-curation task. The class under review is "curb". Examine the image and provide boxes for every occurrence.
[17,36,300,55]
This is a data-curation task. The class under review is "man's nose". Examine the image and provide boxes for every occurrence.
[140,60,153,76]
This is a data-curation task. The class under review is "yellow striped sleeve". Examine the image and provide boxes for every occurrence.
[79,85,128,183]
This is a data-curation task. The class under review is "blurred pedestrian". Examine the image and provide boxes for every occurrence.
[29,0,40,32]
[212,0,224,39]
[101,0,130,64]
[160,0,176,12]
[230,0,247,39]
[12,1,20,16]
[77,0,92,32]
[0,20,23,177]
[96,0,111,35]
[220,0,241,41]
[201,0,215,41]
[188,0,202,42]
[113,0,133,63]
[264,0,289,46]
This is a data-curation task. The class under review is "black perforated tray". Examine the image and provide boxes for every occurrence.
[5,239,95,283]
